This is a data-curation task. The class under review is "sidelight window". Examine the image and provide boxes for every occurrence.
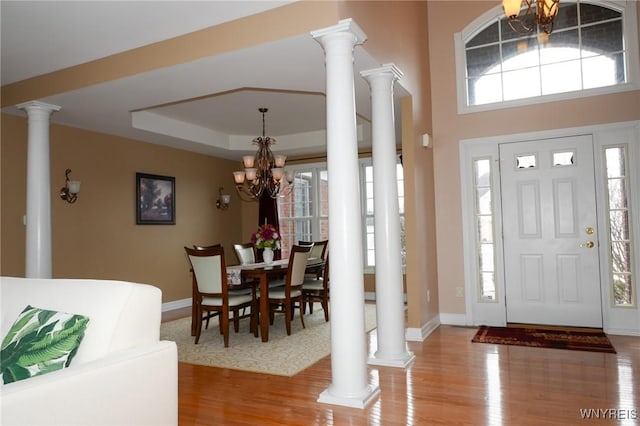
[474,157,497,301]
[604,145,635,307]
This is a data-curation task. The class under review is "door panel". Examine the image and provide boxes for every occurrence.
[500,135,602,327]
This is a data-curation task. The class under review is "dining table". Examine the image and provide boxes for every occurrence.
[227,257,325,342]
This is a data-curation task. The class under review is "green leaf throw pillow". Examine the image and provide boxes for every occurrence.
[0,305,90,385]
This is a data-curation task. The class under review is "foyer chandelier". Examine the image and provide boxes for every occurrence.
[502,0,560,35]
[233,108,293,201]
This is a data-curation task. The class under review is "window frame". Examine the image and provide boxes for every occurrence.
[473,156,498,303]
[360,157,406,274]
[277,162,328,259]
[603,144,636,308]
[454,0,640,114]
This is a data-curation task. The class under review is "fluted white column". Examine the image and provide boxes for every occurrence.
[17,101,61,278]
[312,19,380,409]
[361,64,415,368]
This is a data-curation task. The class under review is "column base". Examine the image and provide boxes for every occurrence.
[368,351,416,368]
[317,384,381,409]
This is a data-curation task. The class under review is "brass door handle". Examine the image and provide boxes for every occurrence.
[581,241,595,248]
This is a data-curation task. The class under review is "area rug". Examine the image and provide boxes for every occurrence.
[471,325,616,353]
[161,303,377,376]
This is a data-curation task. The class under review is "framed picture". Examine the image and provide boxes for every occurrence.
[136,172,175,225]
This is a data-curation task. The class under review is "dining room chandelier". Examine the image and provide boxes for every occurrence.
[502,0,560,35]
[233,108,293,201]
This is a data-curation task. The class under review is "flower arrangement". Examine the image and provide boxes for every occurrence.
[251,222,280,250]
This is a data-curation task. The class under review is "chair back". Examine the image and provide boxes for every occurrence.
[299,240,328,260]
[287,244,313,293]
[233,242,256,265]
[184,246,227,295]
[193,243,221,250]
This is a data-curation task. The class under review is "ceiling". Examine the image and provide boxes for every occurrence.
[1,1,404,161]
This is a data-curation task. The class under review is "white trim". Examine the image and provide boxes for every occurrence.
[454,32,469,117]
[405,315,440,341]
[162,297,190,313]
[454,0,640,114]
[606,327,640,337]
[460,120,640,335]
[460,83,640,115]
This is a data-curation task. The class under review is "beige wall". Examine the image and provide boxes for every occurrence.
[340,1,437,328]
[1,113,245,303]
[428,1,640,314]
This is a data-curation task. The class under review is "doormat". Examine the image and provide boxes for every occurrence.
[471,325,616,353]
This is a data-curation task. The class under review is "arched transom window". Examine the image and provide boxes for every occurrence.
[455,0,639,112]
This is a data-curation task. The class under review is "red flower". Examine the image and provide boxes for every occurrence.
[251,223,280,250]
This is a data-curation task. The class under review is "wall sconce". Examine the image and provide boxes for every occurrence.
[59,169,81,204]
[216,187,231,210]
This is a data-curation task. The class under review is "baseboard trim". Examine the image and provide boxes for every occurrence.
[405,315,440,341]
[162,297,190,312]
[605,327,640,336]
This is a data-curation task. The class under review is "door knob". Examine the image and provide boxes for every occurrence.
[580,241,595,248]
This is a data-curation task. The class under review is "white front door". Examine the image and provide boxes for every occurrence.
[500,135,603,327]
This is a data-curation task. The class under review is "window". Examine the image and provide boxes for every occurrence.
[516,153,537,169]
[277,158,405,271]
[604,145,635,307]
[553,150,576,166]
[277,165,328,259]
[456,0,639,112]
[361,159,406,270]
[474,158,497,301]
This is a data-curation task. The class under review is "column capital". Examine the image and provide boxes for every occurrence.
[16,100,61,113]
[360,63,404,82]
[311,18,367,45]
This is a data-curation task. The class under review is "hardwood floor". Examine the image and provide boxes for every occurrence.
[165,309,640,425]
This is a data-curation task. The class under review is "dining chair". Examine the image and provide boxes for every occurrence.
[192,243,247,329]
[184,246,257,346]
[266,244,312,335]
[233,242,257,265]
[299,239,328,279]
[298,240,328,261]
[302,254,330,322]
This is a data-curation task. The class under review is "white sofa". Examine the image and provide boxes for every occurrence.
[0,277,178,426]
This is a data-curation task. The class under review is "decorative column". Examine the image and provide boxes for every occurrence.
[17,101,61,278]
[312,19,380,409]
[361,64,415,368]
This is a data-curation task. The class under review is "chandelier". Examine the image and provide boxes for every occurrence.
[502,0,560,35]
[233,108,293,201]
